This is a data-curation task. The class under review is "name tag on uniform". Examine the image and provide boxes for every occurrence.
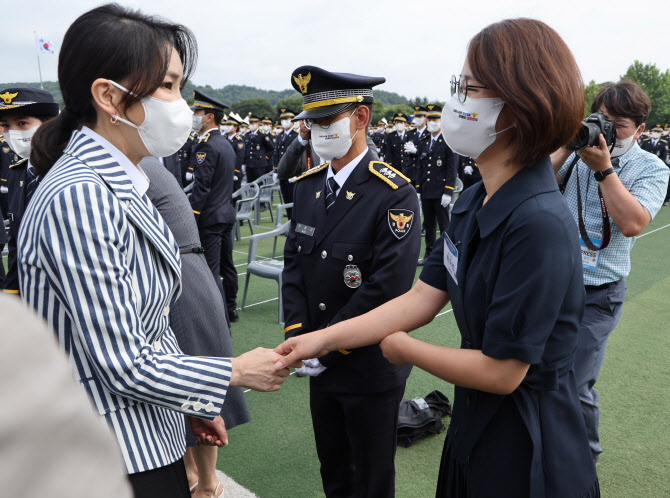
[580,235,601,270]
[296,223,315,236]
[443,233,459,285]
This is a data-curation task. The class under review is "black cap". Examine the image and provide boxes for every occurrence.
[291,65,385,121]
[392,112,408,123]
[191,90,228,112]
[261,116,273,124]
[413,106,427,116]
[425,104,443,118]
[247,113,261,122]
[279,107,297,119]
[0,87,59,117]
[222,114,240,126]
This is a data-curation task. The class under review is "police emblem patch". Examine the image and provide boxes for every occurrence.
[2,147,8,153]
[343,265,362,289]
[196,152,206,164]
[237,142,243,149]
[346,191,355,200]
[437,159,443,167]
[388,209,415,240]
[316,190,321,199]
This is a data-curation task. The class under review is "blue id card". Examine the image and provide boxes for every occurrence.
[443,233,459,285]
[580,235,601,271]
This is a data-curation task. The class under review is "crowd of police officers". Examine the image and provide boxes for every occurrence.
[2,90,670,297]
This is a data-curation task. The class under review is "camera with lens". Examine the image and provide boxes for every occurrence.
[566,112,617,151]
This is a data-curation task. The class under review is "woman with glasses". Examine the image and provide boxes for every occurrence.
[276,18,599,497]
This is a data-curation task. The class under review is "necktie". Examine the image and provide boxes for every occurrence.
[325,177,338,211]
[430,139,436,152]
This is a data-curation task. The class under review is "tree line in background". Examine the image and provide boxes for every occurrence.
[3,61,669,126]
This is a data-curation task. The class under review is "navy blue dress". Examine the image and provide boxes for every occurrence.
[420,158,599,498]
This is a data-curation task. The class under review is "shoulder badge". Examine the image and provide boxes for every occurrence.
[2,146,8,153]
[196,152,206,164]
[388,209,415,240]
[294,162,329,182]
[199,133,210,143]
[9,157,28,169]
[0,136,5,143]
[368,161,410,190]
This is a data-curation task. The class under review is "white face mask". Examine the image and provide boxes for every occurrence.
[260,125,270,133]
[413,117,425,128]
[108,80,193,158]
[192,115,204,132]
[281,119,292,130]
[250,123,259,132]
[426,120,441,134]
[651,132,661,140]
[394,123,405,133]
[440,93,511,159]
[221,125,233,134]
[663,130,669,136]
[311,112,359,162]
[610,127,639,158]
[8,125,40,159]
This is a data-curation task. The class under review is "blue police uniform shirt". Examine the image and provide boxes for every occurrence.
[420,159,599,497]
[558,142,669,285]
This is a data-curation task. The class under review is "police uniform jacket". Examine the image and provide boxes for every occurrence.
[282,149,420,393]
[226,133,246,180]
[385,130,413,177]
[273,129,299,168]
[244,130,275,170]
[416,133,458,200]
[639,136,668,163]
[4,158,37,293]
[190,129,236,227]
[1,135,17,215]
[371,131,386,158]
[179,132,198,183]
[421,159,599,497]
[18,129,234,474]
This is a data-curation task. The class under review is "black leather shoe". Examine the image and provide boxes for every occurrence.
[229,310,240,322]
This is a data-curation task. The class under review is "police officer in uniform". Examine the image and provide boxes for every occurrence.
[282,65,420,497]
[403,106,429,186]
[385,112,414,181]
[178,131,198,185]
[274,107,300,207]
[639,124,670,205]
[190,90,239,322]
[244,114,274,182]
[415,104,458,265]
[221,114,245,192]
[0,87,59,295]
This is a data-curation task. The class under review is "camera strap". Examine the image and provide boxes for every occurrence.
[573,158,612,251]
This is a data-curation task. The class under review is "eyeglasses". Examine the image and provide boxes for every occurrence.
[304,109,357,130]
[450,75,489,103]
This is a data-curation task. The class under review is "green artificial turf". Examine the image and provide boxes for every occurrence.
[219,205,670,498]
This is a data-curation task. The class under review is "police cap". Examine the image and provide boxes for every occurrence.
[413,105,427,117]
[291,65,385,121]
[425,104,443,118]
[0,87,59,117]
[279,107,297,119]
[393,112,408,123]
[191,90,228,112]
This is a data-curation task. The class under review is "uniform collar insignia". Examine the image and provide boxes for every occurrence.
[346,191,355,200]
[316,190,321,198]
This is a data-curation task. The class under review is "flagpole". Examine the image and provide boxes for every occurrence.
[33,29,44,89]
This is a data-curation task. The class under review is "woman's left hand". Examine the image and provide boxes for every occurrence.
[380,332,411,366]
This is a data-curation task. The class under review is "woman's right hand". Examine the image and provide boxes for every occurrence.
[229,348,296,392]
[273,332,330,370]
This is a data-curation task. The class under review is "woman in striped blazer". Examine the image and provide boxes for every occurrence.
[20,5,291,498]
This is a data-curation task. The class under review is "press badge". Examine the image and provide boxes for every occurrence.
[443,234,459,285]
[580,233,601,271]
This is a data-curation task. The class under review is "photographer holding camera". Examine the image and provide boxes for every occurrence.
[551,81,669,464]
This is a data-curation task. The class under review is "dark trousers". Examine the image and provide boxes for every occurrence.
[246,166,270,182]
[128,458,190,498]
[199,223,229,318]
[218,222,238,314]
[279,178,294,218]
[310,384,405,498]
[0,244,5,289]
[575,278,626,459]
[421,197,448,257]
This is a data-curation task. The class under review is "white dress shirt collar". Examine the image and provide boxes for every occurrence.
[326,147,369,196]
[80,126,150,196]
[199,127,219,138]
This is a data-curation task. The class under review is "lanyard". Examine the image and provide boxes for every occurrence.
[562,156,612,251]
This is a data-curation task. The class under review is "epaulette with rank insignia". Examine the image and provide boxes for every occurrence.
[419,133,430,142]
[294,162,329,182]
[0,136,5,143]
[368,161,410,190]
[9,157,28,169]
[199,133,210,143]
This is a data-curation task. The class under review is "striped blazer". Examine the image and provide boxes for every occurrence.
[18,130,233,474]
